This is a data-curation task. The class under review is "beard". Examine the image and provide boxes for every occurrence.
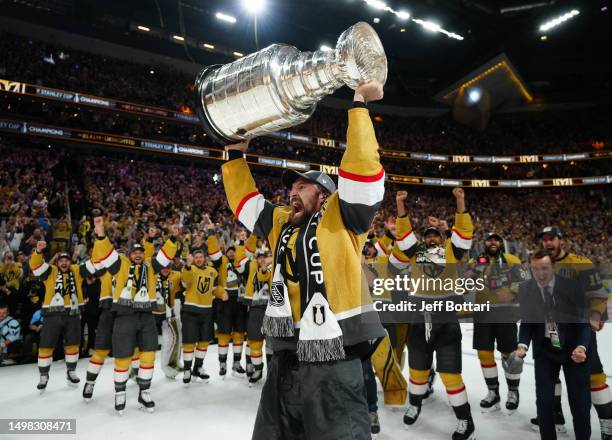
[486,245,500,255]
[544,245,561,258]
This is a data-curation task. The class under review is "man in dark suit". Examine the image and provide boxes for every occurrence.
[512,249,592,440]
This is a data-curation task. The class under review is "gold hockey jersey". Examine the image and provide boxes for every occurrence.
[244,259,272,307]
[222,106,386,347]
[390,212,473,299]
[29,252,85,316]
[181,264,224,313]
[92,236,177,313]
[554,252,608,315]
[470,253,525,306]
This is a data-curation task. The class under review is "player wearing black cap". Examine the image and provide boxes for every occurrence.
[467,232,529,414]
[28,242,85,391]
[92,215,178,414]
[390,187,476,440]
[529,226,611,439]
[222,80,386,440]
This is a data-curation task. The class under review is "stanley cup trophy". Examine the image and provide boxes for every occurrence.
[195,21,387,144]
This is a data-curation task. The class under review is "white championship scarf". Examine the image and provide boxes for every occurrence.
[116,263,150,309]
[50,271,79,314]
[262,209,345,362]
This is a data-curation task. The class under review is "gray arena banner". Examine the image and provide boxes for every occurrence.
[0,77,610,165]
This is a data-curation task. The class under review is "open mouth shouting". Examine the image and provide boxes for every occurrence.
[290,196,306,225]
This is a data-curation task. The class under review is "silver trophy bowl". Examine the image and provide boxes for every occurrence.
[195,21,387,144]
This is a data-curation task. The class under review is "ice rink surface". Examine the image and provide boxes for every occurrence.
[1,324,609,440]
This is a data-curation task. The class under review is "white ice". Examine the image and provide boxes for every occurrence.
[1,324,609,440]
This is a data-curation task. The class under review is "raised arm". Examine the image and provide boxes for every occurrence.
[337,80,386,235]
[150,224,179,274]
[448,188,473,262]
[221,142,278,239]
[29,241,52,280]
[142,227,157,261]
[390,191,418,269]
[91,215,122,275]
[206,231,223,267]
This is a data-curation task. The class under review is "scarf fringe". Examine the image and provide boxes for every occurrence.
[296,336,345,362]
[116,298,152,310]
[262,315,294,338]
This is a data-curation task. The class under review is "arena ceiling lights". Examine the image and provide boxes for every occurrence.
[215,12,237,24]
[539,9,580,32]
[362,0,464,40]
[242,0,265,15]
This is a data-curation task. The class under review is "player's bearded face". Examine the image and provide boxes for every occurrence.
[130,250,144,264]
[289,179,323,226]
[485,239,501,255]
[58,259,70,272]
[425,233,442,248]
[194,253,205,267]
[541,235,561,257]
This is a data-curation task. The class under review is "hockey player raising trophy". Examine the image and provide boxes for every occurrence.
[200,21,389,440]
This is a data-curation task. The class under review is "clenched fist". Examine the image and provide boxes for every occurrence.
[396,191,407,203]
[36,241,47,253]
[452,187,466,213]
[452,187,465,200]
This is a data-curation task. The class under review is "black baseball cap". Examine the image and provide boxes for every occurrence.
[485,232,504,241]
[57,252,71,261]
[282,170,337,194]
[537,226,563,240]
[423,227,442,237]
[256,248,271,257]
[129,243,145,254]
